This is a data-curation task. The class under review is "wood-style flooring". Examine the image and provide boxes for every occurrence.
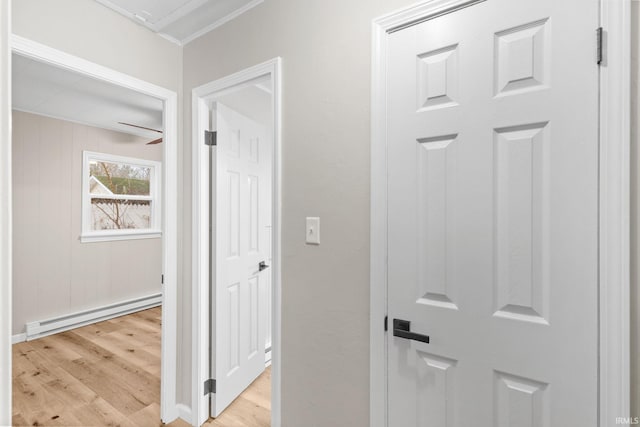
[12,307,271,427]
[166,368,271,427]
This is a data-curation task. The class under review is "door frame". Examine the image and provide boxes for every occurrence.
[370,1,631,426]
[191,58,282,426]
[7,35,180,423]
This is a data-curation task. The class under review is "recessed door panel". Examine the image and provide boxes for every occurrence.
[494,123,549,324]
[417,134,459,310]
[417,352,458,426]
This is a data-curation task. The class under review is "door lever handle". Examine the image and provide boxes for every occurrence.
[393,319,430,344]
[258,261,269,272]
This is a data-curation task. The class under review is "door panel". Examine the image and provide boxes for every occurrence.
[386,0,599,425]
[212,103,270,416]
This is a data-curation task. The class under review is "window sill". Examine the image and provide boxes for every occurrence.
[80,230,162,243]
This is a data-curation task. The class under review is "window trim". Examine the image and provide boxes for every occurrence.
[81,150,162,243]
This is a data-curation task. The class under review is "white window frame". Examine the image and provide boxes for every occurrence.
[81,150,162,243]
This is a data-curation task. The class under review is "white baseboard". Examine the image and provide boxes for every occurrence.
[24,293,162,341]
[176,403,193,425]
[12,333,26,344]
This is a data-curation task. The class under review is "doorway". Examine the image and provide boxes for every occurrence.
[9,35,179,423]
[191,59,281,426]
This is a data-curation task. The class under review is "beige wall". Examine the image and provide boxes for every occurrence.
[12,0,182,91]
[7,0,639,424]
[11,111,162,335]
[632,0,639,418]
[183,2,640,425]
[182,0,416,423]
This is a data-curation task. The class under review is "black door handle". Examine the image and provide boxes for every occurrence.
[393,319,430,344]
[259,261,269,272]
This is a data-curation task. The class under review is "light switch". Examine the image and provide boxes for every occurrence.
[306,217,320,245]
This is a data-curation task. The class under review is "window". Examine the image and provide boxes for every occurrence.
[81,151,161,242]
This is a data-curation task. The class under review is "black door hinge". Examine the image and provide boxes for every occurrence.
[384,316,388,332]
[596,27,603,65]
[161,274,164,285]
[205,130,217,146]
[204,378,216,395]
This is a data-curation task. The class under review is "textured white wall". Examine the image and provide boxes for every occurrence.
[11,111,163,335]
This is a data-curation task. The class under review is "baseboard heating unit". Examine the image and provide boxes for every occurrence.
[25,293,162,341]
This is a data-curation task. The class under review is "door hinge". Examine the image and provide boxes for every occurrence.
[204,378,216,395]
[596,27,603,65]
[204,130,217,146]
[384,315,388,332]
[161,274,164,285]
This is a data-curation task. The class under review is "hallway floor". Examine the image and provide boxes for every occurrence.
[167,368,271,427]
[12,307,271,426]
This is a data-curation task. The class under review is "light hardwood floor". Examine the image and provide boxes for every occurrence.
[12,307,271,427]
[166,368,271,427]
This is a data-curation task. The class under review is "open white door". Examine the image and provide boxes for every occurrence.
[385,0,600,425]
[211,102,270,417]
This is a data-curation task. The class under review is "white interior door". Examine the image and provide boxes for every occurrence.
[386,0,599,425]
[212,102,270,417]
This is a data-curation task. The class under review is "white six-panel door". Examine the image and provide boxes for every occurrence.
[386,0,599,425]
[212,102,270,417]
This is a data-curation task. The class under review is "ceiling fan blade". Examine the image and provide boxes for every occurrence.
[118,122,163,133]
[146,138,163,145]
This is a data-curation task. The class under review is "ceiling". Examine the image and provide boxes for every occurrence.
[94,0,263,45]
[12,53,164,140]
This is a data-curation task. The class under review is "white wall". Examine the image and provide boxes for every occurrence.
[11,111,162,335]
[0,0,11,423]
[631,0,639,418]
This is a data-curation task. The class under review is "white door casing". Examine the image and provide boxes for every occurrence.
[264,195,273,362]
[211,102,270,417]
[383,0,603,425]
[10,35,180,423]
[191,58,282,427]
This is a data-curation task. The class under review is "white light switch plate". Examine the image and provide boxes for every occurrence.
[306,217,320,245]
